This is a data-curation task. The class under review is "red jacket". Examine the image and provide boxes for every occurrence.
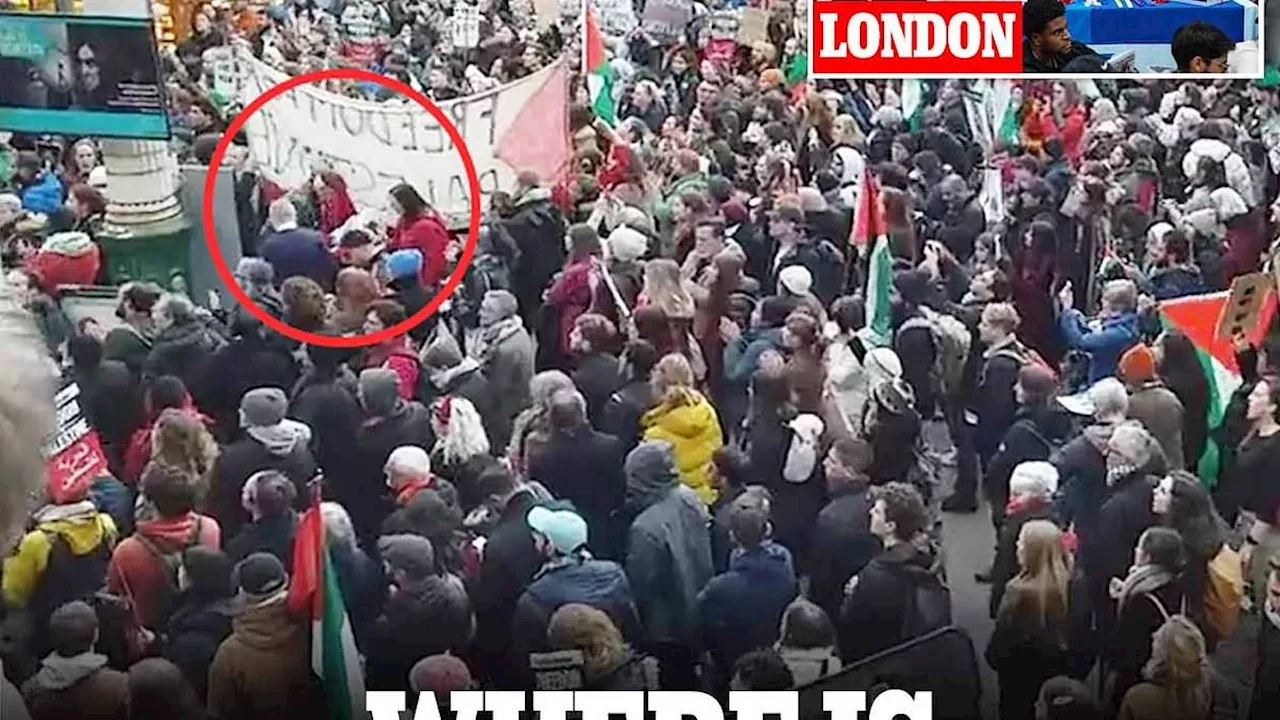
[122,406,217,486]
[106,512,221,629]
[366,342,420,401]
[390,213,450,288]
[26,241,101,292]
[546,260,596,356]
[1038,104,1088,165]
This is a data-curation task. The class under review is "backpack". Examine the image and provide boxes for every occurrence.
[898,308,971,398]
[900,568,953,639]
[1011,418,1067,459]
[386,348,435,405]
[132,516,203,628]
[25,526,113,658]
[988,340,1054,378]
[1203,544,1244,642]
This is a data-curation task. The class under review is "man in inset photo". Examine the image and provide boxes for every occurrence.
[71,42,109,108]
[1171,20,1235,73]
[1022,0,1105,73]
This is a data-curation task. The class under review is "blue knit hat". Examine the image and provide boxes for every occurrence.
[526,506,588,555]
[386,249,423,280]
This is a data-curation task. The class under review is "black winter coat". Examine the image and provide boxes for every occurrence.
[208,438,316,539]
[164,596,236,702]
[289,371,364,529]
[354,401,434,538]
[143,320,225,403]
[985,575,1093,720]
[572,352,625,430]
[810,487,878,620]
[1251,612,1280,720]
[364,574,473,691]
[1096,474,1158,591]
[527,427,627,559]
[989,500,1057,619]
[203,337,298,436]
[1108,575,1187,699]
[468,489,543,689]
[987,406,1074,509]
[838,540,941,663]
[224,512,299,571]
[973,347,1022,463]
[601,379,655,455]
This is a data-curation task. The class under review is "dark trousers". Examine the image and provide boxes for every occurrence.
[650,641,699,690]
[947,406,981,504]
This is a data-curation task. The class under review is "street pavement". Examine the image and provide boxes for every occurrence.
[941,504,1260,719]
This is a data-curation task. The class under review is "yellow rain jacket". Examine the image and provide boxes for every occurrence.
[3,502,117,609]
[641,388,724,505]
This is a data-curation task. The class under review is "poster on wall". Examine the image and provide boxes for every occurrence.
[0,12,170,139]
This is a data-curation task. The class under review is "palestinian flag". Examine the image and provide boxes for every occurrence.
[902,79,926,131]
[1159,292,1275,488]
[288,498,364,720]
[852,166,892,348]
[584,5,615,126]
[1260,65,1280,88]
[995,80,1019,148]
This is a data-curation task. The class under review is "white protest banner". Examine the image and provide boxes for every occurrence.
[642,0,693,42]
[235,47,562,222]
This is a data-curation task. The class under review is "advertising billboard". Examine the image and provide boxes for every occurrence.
[0,12,169,139]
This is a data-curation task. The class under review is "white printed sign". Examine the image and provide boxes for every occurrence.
[595,0,639,36]
[234,47,559,221]
[452,3,482,49]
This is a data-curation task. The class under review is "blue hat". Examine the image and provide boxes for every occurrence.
[386,249,424,280]
[526,506,587,555]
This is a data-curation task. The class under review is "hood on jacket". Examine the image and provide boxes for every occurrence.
[514,186,553,208]
[155,319,221,354]
[135,512,206,552]
[625,441,680,511]
[230,597,305,651]
[31,502,114,555]
[877,536,943,582]
[40,231,95,257]
[28,652,108,691]
[247,418,312,457]
[642,390,717,439]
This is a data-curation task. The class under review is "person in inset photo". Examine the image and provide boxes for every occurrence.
[1022,0,1105,73]
[71,41,109,109]
[1171,21,1235,73]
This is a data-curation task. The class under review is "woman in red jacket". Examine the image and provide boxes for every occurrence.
[362,299,421,401]
[545,225,602,370]
[1041,82,1089,166]
[388,183,450,289]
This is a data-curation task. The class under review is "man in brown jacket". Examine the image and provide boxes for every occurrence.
[207,552,323,720]
[20,601,128,720]
[1119,344,1185,470]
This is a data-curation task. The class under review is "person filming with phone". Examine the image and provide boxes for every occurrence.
[1057,278,1143,386]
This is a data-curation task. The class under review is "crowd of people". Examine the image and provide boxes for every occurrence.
[3,1,1280,720]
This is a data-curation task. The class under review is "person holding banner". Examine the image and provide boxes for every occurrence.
[388,183,451,290]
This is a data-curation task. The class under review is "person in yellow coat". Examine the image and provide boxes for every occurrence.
[640,354,724,505]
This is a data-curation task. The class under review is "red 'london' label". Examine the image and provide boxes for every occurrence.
[810,1,1023,76]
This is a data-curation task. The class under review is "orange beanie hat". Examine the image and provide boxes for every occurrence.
[1118,344,1156,384]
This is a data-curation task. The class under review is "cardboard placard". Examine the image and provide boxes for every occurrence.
[641,0,693,42]
[1215,272,1274,342]
[738,7,770,44]
[42,382,110,501]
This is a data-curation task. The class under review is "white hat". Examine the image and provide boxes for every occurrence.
[778,265,813,296]
[385,445,431,481]
[87,165,109,190]
[607,225,648,264]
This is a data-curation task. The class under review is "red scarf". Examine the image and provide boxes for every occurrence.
[395,476,434,506]
[1005,496,1078,554]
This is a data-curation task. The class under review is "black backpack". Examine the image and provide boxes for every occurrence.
[25,528,112,657]
[899,566,953,639]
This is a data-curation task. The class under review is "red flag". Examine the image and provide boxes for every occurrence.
[850,166,885,248]
[286,497,323,617]
[496,59,571,186]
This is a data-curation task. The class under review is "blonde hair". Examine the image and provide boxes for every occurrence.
[834,114,864,149]
[998,520,1071,644]
[150,409,219,493]
[644,259,695,319]
[651,353,696,402]
[1141,616,1211,720]
[546,603,630,682]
